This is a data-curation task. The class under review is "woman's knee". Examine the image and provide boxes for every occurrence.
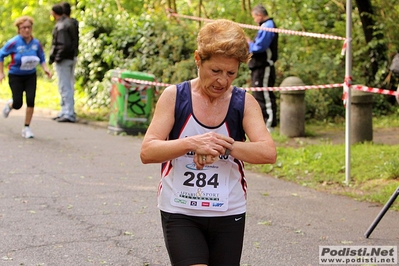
[12,101,23,110]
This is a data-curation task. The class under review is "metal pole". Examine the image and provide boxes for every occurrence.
[344,0,352,185]
[364,186,399,238]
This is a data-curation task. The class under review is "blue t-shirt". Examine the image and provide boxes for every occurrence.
[0,35,46,75]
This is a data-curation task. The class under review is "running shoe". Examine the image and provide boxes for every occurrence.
[2,99,12,118]
[21,127,34,139]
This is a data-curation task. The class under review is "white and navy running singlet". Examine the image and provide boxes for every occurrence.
[158,81,248,217]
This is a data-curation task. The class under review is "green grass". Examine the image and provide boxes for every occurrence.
[2,77,398,210]
[249,130,399,210]
[373,109,399,128]
[261,111,399,210]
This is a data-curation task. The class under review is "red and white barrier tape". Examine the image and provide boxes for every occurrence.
[122,78,344,91]
[112,77,153,91]
[115,77,398,96]
[163,11,397,97]
[247,83,343,91]
[169,11,346,41]
[124,78,171,88]
[352,85,397,96]
[237,23,346,41]
[342,76,353,105]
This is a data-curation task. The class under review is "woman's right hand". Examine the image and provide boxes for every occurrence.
[0,72,4,83]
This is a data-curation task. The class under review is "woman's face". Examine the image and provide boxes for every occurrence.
[18,20,33,39]
[196,52,240,98]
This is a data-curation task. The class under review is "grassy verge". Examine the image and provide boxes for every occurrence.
[1,78,398,210]
[249,141,399,210]
[249,117,399,210]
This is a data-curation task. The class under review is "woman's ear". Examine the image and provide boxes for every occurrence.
[194,50,200,67]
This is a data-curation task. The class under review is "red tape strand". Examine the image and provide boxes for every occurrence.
[114,78,397,96]
[169,12,346,41]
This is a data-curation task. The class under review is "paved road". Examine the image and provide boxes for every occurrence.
[1,105,398,266]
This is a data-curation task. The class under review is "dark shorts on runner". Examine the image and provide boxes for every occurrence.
[161,211,246,266]
[8,73,37,109]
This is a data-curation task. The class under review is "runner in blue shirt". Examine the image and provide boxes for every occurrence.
[0,16,52,138]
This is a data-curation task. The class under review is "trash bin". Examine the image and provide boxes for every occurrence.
[108,70,155,135]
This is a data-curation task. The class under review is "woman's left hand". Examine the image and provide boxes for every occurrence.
[194,153,220,170]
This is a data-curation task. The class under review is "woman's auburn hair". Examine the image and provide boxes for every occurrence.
[14,16,34,28]
[197,19,251,64]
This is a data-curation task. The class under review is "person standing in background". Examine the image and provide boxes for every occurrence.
[247,4,279,132]
[49,3,77,123]
[61,2,79,108]
[0,16,52,138]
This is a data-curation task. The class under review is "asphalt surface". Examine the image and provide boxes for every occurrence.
[0,104,398,266]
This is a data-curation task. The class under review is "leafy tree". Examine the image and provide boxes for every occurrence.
[0,1,53,49]
[74,2,198,108]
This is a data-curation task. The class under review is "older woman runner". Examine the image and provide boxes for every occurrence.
[141,19,276,266]
[0,16,52,138]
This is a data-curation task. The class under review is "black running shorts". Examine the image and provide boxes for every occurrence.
[160,211,246,266]
[8,73,37,108]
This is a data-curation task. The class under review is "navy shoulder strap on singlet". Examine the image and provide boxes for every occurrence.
[169,81,246,141]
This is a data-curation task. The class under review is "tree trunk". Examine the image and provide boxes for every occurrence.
[172,0,176,12]
[198,0,202,28]
[247,0,251,11]
[355,0,374,43]
[354,0,387,85]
